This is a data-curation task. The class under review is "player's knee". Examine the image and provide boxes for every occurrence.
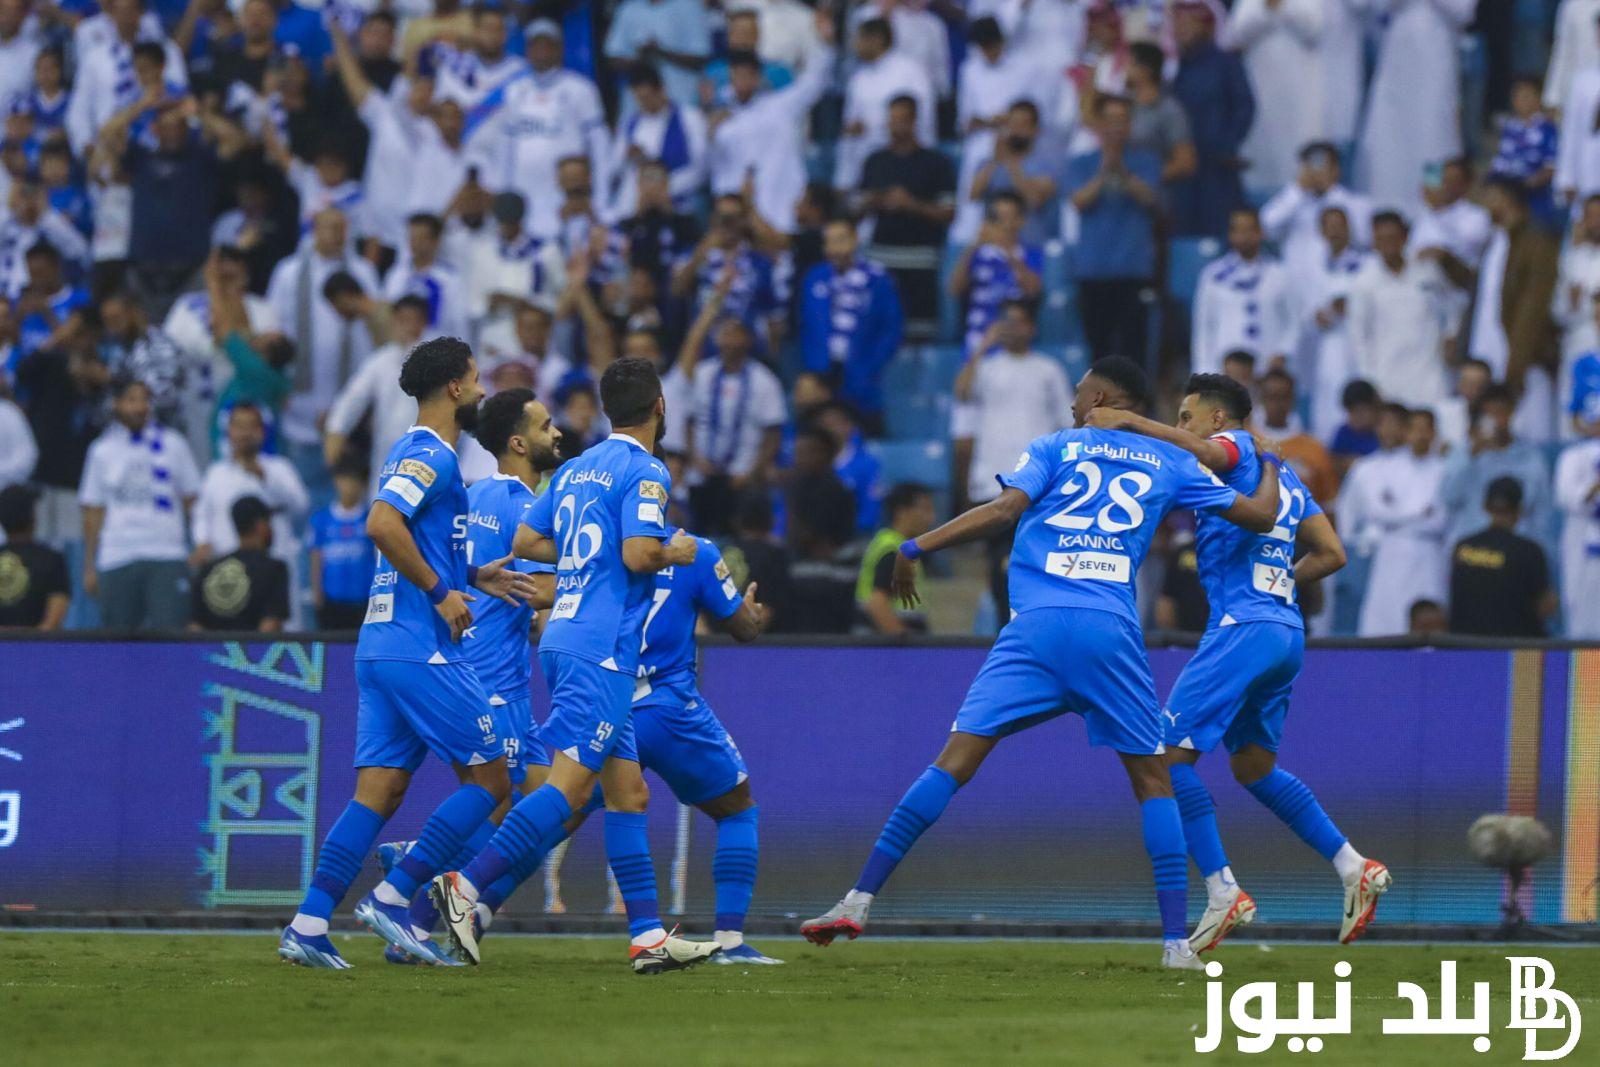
[354,767,411,816]
[1229,748,1275,786]
[462,762,513,805]
[934,734,992,785]
[701,781,754,821]
[605,776,649,814]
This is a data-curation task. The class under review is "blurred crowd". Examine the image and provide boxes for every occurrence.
[0,0,1594,641]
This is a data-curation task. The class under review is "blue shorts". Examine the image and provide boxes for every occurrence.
[489,695,551,785]
[354,659,502,772]
[1165,621,1304,754]
[954,607,1162,756]
[538,651,637,771]
[634,685,749,806]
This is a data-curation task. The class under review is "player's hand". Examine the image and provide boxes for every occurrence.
[1083,407,1128,431]
[666,530,699,565]
[891,552,920,609]
[743,582,769,633]
[474,553,540,606]
[436,588,474,641]
[1250,430,1284,462]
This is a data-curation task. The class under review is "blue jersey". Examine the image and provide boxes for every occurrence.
[636,533,743,702]
[523,433,672,674]
[1194,429,1322,630]
[462,473,555,699]
[355,426,471,662]
[998,428,1240,623]
[308,502,374,604]
[1570,352,1600,427]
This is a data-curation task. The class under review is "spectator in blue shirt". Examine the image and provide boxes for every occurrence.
[1330,378,1383,482]
[814,400,884,534]
[1064,94,1162,365]
[1169,0,1253,239]
[968,100,1059,244]
[1492,76,1559,230]
[948,191,1042,354]
[799,217,903,433]
[14,242,88,362]
[307,458,374,631]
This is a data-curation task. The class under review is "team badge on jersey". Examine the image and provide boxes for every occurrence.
[639,480,668,503]
[398,459,437,486]
[714,559,731,581]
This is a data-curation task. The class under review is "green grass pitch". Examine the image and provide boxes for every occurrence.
[3,933,1597,1065]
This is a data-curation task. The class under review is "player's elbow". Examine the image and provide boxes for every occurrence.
[1320,539,1348,574]
[621,540,662,574]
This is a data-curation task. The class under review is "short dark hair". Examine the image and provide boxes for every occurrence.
[322,270,363,302]
[968,15,1003,48]
[0,484,38,536]
[1480,382,1516,407]
[999,298,1035,323]
[477,387,535,457]
[887,93,919,115]
[1485,475,1524,512]
[1484,174,1528,206]
[1184,372,1252,422]
[599,356,662,427]
[230,495,272,537]
[364,10,396,30]
[331,456,369,482]
[1298,140,1340,165]
[628,64,663,90]
[1009,98,1041,124]
[398,336,473,400]
[1129,41,1164,79]
[132,41,166,66]
[407,213,444,239]
[24,240,60,264]
[393,294,430,319]
[1260,367,1296,391]
[727,49,762,72]
[986,190,1025,218]
[1092,93,1131,117]
[1371,209,1409,233]
[1230,206,1262,226]
[1380,401,1412,422]
[1085,356,1149,410]
[215,244,249,268]
[857,16,893,46]
[111,375,150,400]
[884,482,930,522]
[1342,379,1379,409]
[1222,349,1256,371]
[228,400,264,425]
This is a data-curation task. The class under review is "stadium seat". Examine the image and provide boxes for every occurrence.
[883,349,950,440]
[937,242,964,343]
[1168,237,1224,306]
[1039,240,1073,345]
[868,438,951,511]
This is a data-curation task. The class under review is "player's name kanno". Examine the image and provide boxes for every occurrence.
[1052,533,1128,552]
[1196,956,1583,1060]
[1066,440,1165,468]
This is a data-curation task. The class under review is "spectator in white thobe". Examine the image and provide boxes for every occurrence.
[193,403,308,571]
[1554,428,1600,637]
[1260,141,1372,285]
[606,66,708,220]
[1545,0,1600,114]
[1354,0,1475,214]
[1340,407,1449,637]
[1191,207,1295,374]
[848,0,951,102]
[1347,211,1456,412]
[834,17,935,191]
[1289,205,1369,441]
[322,296,429,498]
[950,17,1049,244]
[1228,0,1322,195]
[1410,157,1493,267]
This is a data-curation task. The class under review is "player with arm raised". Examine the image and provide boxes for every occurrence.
[1085,374,1390,952]
[631,527,775,963]
[279,339,540,969]
[429,358,723,974]
[801,357,1280,970]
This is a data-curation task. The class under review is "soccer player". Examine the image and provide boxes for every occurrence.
[800,357,1282,970]
[376,387,590,964]
[278,338,540,969]
[1084,374,1391,950]
[430,357,723,974]
[633,526,775,963]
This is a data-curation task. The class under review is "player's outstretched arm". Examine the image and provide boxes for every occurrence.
[1217,457,1279,534]
[892,488,1031,607]
[368,501,473,640]
[622,530,699,574]
[513,522,558,564]
[1292,512,1347,584]
[473,553,543,607]
[724,583,768,643]
[1083,408,1236,473]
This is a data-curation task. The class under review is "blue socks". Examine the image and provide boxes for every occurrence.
[1141,797,1188,940]
[478,786,603,913]
[382,783,498,900]
[301,800,386,921]
[712,806,760,932]
[1170,762,1229,877]
[855,766,959,895]
[606,810,662,937]
[1245,768,1347,861]
[462,783,572,895]
[407,820,498,932]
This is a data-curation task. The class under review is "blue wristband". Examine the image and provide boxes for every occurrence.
[899,539,923,562]
[427,578,449,605]
[466,564,480,587]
